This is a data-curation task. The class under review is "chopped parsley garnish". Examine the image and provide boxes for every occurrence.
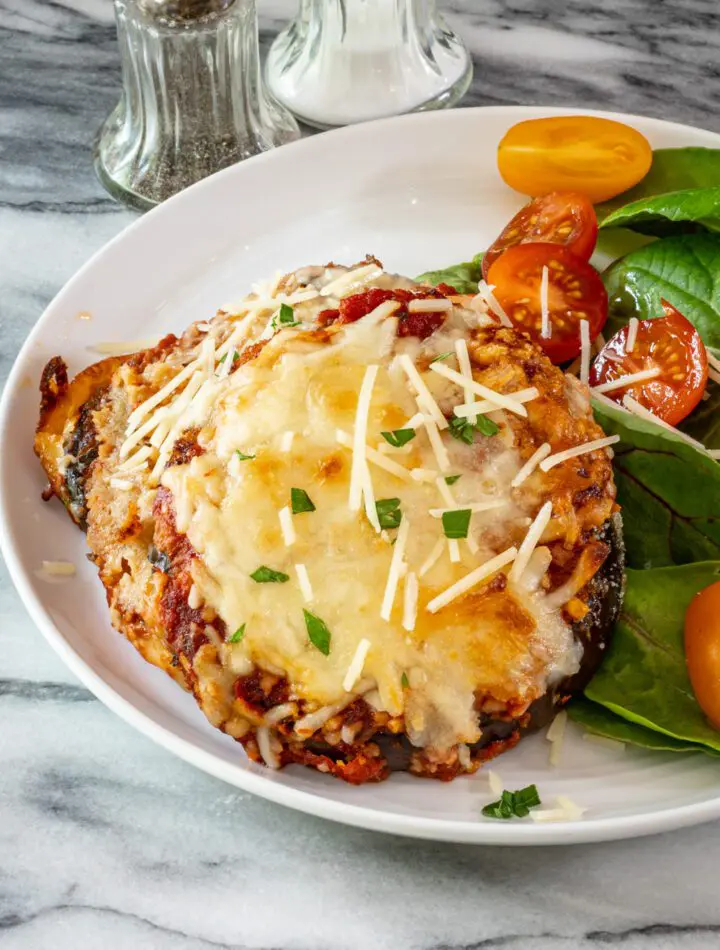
[227,623,246,644]
[401,672,410,689]
[442,508,472,539]
[274,303,299,328]
[250,565,290,583]
[291,487,316,514]
[375,497,402,530]
[445,474,462,485]
[303,609,332,655]
[430,351,453,363]
[449,415,499,445]
[380,428,416,448]
[217,351,240,365]
[482,784,541,820]
[235,449,256,461]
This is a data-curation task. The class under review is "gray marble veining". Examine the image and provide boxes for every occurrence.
[3,2,720,947]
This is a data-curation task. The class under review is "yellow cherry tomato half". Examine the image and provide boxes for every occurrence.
[684,579,720,730]
[497,116,653,204]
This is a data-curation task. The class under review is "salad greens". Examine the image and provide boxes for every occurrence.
[600,187,720,236]
[416,252,484,293]
[592,398,720,569]
[598,147,720,219]
[569,697,719,754]
[418,145,720,757]
[603,232,720,345]
[583,562,720,755]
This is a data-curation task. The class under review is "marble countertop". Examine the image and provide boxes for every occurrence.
[3,1,720,947]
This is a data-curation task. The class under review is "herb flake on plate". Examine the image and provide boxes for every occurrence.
[482,785,542,820]
[227,623,246,644]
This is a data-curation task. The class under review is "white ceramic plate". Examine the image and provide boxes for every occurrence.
[3,106,720,845]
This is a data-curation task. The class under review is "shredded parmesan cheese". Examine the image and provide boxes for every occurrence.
[487,769,504,796]
[422,415,451,472]
[278,506,296,546]
[708,368,720,386]
[343,638,372,692]
[540,435,619,472]
[447,539,461,563]
[592,366,661,394]
[39,560,76,577]
[381,516,410,621]
[349,365,379,513]
[707,349,720,373]
[508,502,553,583]
[476,281,513,327]
[407,298,453,312]
[579,319,590,385]
[402,572,419,632]
[426,546,518,614]
[398,354,448,429]
[89,337,160,355]
[256,727,280,769]
[453,387,538,419]
[336,430,414,482]
[511,443,551,488]
[546,709,567,767]
[109,477,134,491]
[410,468,440,483]
[294,563,313,602]
[626,317,639,353]
[429,500,506,517]
[418,538,445,577]
[280,430,295,452]
[622,395,708,452]
[454,337,477,423]
[540,265,550,339]
[321,264,383,297]
[430,362,529,417]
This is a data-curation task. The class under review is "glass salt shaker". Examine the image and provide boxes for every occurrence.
[265,0,473,130]
[95,0,300,211]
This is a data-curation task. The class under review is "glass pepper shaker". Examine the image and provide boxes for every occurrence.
[265,0,473,130]
[95,0,300,211]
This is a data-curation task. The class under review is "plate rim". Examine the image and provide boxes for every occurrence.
[4,104,720,845]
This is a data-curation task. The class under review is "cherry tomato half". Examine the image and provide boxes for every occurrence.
[486,244,608,364]
[482,193,598,279]
[684,579,720,730]
[497,116,653,204]
[589,302,708,425]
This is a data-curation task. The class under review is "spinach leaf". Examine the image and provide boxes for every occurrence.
[598,148,720,220]
[680,383,720,449]
[569,697,719,755]
[602,232,720,345]
[601,187,720,237]
[592,397,720,568]
[585,562,720,753]
[416,252,484,294]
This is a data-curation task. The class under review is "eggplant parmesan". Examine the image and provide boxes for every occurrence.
[35,258,623,783]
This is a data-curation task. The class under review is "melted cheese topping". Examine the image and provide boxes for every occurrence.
[156,270,584,752]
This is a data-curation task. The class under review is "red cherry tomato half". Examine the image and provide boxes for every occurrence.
[684,579,720,730]
[589,302,708,426]
[486,244,608,364]
[482,192,598,279]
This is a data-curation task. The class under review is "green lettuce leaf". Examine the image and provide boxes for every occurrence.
[416,253,484,294]
[592,397,720,568]
[568,697,718,754]
[680,385,720,450]
[585,562,720,753]
[602,232,720,345]
[600,187,720,236]
[598,147,720,220]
